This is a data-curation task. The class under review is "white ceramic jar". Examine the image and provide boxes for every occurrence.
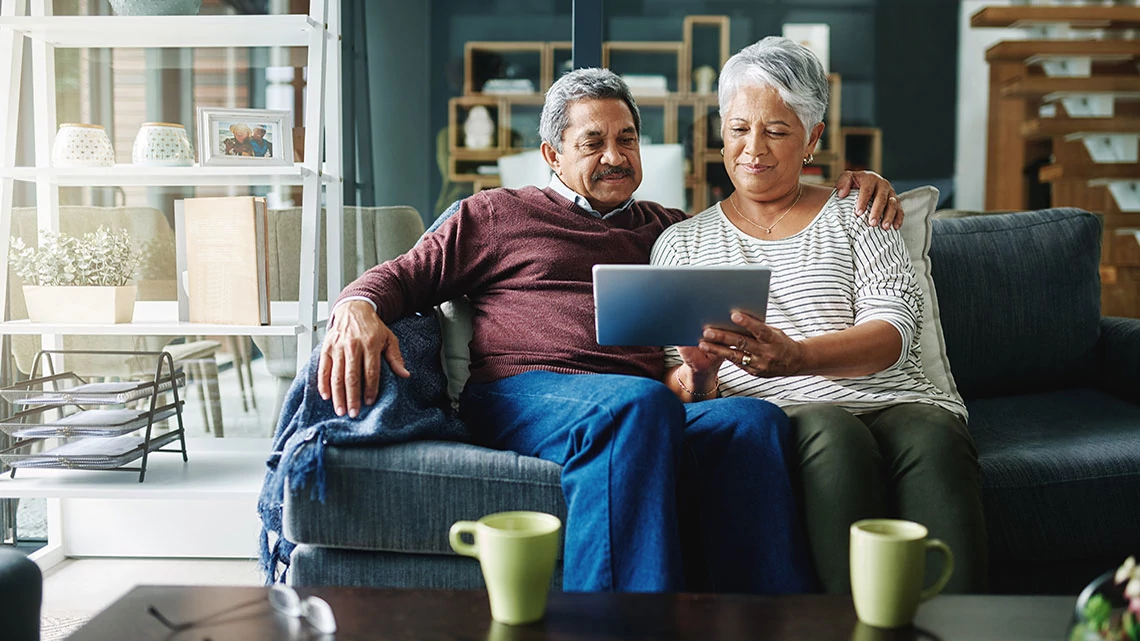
[51,124,115,168]
[132,122,194,166]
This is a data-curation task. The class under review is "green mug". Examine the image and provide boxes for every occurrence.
[449,511,561,625]
[850,519,954,628]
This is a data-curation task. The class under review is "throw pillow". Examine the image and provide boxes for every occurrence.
[896,186,963,402]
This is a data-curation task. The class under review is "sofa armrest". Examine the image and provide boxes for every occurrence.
[1097,316,1140,403]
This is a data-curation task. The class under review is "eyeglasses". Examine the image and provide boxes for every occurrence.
[269,584,338,635]
[147,585,337,636]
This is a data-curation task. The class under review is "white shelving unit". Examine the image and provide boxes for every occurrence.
[0,0,344,374]
[0,0,344,568]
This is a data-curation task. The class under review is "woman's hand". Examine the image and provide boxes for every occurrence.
[699,310,806,378]
[835,170,903,230]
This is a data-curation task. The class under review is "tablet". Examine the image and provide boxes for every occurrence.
[593,264,771,346]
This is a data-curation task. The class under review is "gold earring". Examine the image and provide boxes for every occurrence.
[803,153,814,166]
[720,148,725,157]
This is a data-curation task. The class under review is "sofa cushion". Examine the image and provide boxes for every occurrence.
[284,441,566,555]
[969,388,1140,564]
[897,186,961,401]
[929,208,1102,397]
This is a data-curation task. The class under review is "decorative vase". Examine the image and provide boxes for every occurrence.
[52,124,115,168]
[1070,569,1139,641]
[132,122,194,166]
[108,0,202,15]
[22,285,137,324]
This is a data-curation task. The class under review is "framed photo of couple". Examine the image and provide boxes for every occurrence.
[197,107,294,167]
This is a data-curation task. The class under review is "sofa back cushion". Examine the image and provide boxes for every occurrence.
[929,208,1102,398]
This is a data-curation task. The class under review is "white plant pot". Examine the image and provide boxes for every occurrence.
[23,285,137,324]
[132,122,194,166]
[52,124,115,168]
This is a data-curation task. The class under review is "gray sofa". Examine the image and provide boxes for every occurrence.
[283,207,1140,595]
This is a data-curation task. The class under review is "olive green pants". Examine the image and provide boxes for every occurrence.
[786,403,988,594]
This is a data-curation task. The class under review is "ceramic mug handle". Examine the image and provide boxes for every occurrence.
[919,538,955,602]
[449,521,480,558]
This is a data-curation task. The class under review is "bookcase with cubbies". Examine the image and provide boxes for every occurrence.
[447,15,847,213]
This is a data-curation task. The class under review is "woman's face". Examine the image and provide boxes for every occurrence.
[721,83,824,200]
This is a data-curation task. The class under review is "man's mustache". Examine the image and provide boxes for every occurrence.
[592,166,634,181]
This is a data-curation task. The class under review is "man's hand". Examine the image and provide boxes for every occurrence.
[835,170,903,230]
[317,300,410,418]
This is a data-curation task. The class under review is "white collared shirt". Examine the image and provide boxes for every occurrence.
[547,174,635,218]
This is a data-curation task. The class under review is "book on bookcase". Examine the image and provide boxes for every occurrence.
[174,196,270,326]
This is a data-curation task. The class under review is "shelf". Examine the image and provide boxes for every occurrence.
[970,6,1140,30]
[987,40,1140,62]
[0,163,337,187]
[1021,118,1140,140]
[0,15,322,49]
[1000,76,1140,98]
[0,301,329,336]
[0,437,269,499]
[1039,162,1140,182]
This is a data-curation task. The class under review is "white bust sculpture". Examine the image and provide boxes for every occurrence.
[694,65,717,95]
[464,105,495,149]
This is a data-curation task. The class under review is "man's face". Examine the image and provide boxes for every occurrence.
[253,129,266,141]
[541,98,642,214]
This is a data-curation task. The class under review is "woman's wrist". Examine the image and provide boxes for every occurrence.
[676,366,718,399]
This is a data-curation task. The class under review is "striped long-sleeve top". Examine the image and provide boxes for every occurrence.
[650,190,967,420]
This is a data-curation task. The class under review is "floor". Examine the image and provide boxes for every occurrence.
[41,557,262,617]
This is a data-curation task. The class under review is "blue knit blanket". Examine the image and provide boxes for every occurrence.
[256,310,470,583]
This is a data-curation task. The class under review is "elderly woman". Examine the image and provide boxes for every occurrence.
[650,37,986,594]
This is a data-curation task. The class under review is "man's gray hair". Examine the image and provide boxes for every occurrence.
[718,36,829,132]
[539,68,641,153]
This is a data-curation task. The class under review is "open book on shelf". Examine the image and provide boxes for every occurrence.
[175,196,270,326]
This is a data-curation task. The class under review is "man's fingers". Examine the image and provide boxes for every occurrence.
[385,335,411,378]
[362,346,380,406]
[835,170,855,198]
[879,195,904,230]
[343,342,362,418]
[317,342,333,400]
[330,346,347,417]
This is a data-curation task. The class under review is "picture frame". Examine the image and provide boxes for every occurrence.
[196,107,294,167]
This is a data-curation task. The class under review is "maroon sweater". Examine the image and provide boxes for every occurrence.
[337,186,686,384]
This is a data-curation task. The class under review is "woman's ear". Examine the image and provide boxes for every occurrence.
[540,141,561,175]
[806,122,825,154]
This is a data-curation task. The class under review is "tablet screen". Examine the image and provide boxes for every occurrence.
[593,265,771,346]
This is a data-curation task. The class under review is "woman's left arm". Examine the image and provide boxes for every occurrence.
[698,223,920,378]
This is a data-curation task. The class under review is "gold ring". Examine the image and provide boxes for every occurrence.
[741,351,752,367]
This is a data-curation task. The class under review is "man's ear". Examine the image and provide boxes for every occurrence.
[806,122,825,155]
[540,141,561,175]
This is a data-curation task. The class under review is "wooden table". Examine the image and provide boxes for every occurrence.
[67,585,1075,641]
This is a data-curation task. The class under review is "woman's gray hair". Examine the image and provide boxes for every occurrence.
[718,36,829,131]
[539,68,641,153]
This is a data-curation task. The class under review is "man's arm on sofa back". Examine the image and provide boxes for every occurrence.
[1097,316,1140,404]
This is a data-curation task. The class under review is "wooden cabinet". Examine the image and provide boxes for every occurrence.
[446,16,846,214]
[972,5,1140,317]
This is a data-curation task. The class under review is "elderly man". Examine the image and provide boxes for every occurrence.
[319,68,900,593]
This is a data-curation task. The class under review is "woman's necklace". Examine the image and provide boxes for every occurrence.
[727,185,803,235]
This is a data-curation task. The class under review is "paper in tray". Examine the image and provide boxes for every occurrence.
[2,405,181,438]
[2,431,182,470]
[2,372,185,406]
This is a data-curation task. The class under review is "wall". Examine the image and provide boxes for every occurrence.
[422,0,964,208]
[361,0,433,222]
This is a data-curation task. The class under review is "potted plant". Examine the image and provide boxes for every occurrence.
[9,226,139,324]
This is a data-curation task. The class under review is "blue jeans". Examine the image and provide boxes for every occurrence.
[459,371,817,593]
